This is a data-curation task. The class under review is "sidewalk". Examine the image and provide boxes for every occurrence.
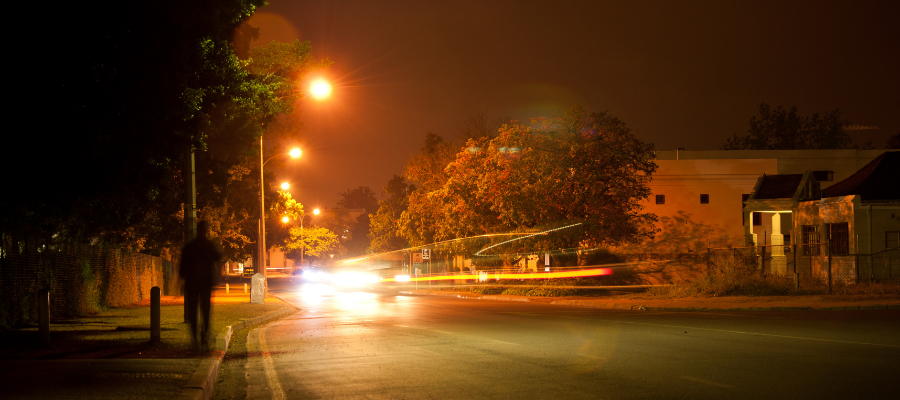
[0,285,295,400]
[401,289,900,311]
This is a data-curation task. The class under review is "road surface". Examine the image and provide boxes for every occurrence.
[214,277,900,399]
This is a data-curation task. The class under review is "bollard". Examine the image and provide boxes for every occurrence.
[38,289,50,346]
[244,283,248,294]
[794,272,800,290]
[151,286,161,343]
[226,283,230,294]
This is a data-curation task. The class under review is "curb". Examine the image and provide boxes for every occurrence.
[177,300,298,400]
[401,290,900,312]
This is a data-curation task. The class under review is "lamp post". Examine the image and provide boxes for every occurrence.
[259,147,302,285]
[258,78,331,288]
[300,208,320,268]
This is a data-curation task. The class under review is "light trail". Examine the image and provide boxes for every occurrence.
[473,222,583,257]
[340,232,532,265]
[380,267,611,282]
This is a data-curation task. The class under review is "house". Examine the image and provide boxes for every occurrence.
[743,151,900,279]
[646,149,886,249]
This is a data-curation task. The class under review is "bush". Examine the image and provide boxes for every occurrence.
[71,257,102,315]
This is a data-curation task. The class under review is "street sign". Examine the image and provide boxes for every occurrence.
[422,249,431,260]
[412,253,423,264]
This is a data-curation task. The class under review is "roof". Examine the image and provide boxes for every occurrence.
[754,174,803,199]
[822,151,900,200]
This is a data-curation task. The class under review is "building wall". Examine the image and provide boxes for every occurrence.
[794,196,900,255]
[646,150,884,247]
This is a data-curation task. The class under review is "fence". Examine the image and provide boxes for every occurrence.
[0,231,180,329]
[708,242,900,288]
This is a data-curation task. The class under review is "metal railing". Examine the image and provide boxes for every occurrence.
[707,242,900,292]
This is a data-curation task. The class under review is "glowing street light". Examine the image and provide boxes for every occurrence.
[259,146,303,287]
[313,208,320,215]
[281,216,290,224]
[280,182,290,191]
[310,79,332,101]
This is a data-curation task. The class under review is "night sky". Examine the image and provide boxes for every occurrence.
[249,0,900,210]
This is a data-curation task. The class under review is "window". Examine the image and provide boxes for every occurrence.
[655,195,665,205]
[700,194,709,204]
[753,213,762,226]
[801,225,820,255]
[813,170,834,182]
[887,231,900,250]
[828,222,850,255]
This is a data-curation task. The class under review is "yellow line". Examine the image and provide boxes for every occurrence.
[258,324,286,400]
[501,312,899,348]
[679,376,733,388]
[603,319,900,348]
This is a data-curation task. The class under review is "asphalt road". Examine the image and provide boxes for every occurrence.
[216,277,900,400]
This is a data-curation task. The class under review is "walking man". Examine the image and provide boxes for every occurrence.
[179,220,221,350]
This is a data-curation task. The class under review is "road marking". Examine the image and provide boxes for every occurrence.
[679,376,733,388]
[395,324,409,327]
[258,324,286,400]
[500,311,899,348]
[602,319,900,348]
[434,330,454,334]
[488,339,520,346]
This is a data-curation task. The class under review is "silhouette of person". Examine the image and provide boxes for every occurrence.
[179,220,221,349]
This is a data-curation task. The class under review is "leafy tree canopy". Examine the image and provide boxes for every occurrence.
[282,226,339,260]
[4,0,329,259]
[368,106,658,261]
[369,176,415,253]
[723,104,852,150]
[887,133,900,149]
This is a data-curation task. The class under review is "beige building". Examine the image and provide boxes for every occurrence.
[645,149,887,249]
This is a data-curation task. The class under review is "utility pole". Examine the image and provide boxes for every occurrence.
[183,147,197,321]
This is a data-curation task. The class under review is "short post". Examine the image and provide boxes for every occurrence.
[251,273,265,304]
[827,239,832,294]
[226,283,230,294]
[244,283,248,294]
[793,244,799,290]
[38,289,50,346]
[150,286,161,343]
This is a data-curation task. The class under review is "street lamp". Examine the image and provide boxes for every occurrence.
[259,146,302,284]
[310,79,332,101]
[258,78,330,289]
[299,208,322,269]
[280,182,290,191]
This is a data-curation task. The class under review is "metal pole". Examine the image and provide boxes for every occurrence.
[151,287,160,343]
[827,239,832,294]
[793,244,799,290]
[38,289,50,346]
[300,219,304,268]
[183,148,196,322]
[259,137,267,288]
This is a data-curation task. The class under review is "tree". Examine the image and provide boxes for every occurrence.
[335,187,378,257]
[456,110,509,142]
[722,104,852,150]
[3,3,330,260]
[369,176,415,253]
[394,106,657,265]
[282,226,338,260]
[887,133,900,149]
[399,133,458,246]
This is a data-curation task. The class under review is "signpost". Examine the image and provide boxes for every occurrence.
[422,249,431,289]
